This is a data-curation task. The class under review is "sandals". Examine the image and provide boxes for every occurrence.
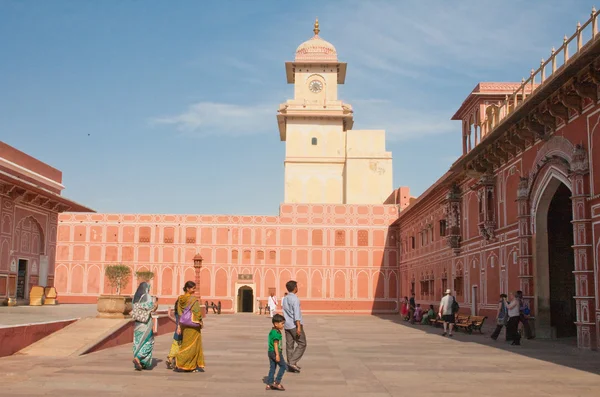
[132,358,143,371]
[267,383,285,391]
[166,358,174,370]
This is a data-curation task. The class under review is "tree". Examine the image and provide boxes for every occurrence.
[105,264,132,295]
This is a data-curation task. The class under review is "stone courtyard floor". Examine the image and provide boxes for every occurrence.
[2,314,600,396]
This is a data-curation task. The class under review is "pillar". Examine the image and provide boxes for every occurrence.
[516,177,534,315]
[569,144,596,349]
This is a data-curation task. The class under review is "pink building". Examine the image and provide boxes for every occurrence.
[0,141,93,303]
[55,204,401,314]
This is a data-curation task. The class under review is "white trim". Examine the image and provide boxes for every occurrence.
[234,282,256,313]
[0,157,65,191]
[530,166,572,234]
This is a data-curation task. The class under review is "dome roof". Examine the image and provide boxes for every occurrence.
[294,19,338,62]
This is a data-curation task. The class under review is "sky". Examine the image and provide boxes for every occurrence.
[0,0,596,215]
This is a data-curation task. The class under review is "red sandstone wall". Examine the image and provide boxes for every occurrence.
[0,194,58,300]
[83,313,175,355]
[0,319,76,357]
[397,100,600,324]
[55,204,400,314]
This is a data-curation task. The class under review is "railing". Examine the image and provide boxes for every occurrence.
[491,7,600,133]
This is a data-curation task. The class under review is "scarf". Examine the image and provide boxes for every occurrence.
[133,282,151,304]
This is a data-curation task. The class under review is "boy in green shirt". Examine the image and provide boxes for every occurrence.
[266,314,287,391]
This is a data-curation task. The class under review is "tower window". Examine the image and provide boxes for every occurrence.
[311,137,317,145]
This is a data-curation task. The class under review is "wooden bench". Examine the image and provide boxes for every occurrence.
[29,285,45,306]
[468,315,487,334]
[454,314,472,333]
[44,287,58,305]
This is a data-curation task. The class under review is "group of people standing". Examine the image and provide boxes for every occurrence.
[490,290,533,345]
[129,279,307,392]
[131,280,205,372]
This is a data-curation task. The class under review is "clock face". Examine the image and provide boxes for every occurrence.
[309,80,323,93]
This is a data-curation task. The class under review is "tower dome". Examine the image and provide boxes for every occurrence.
[294,18,338,62]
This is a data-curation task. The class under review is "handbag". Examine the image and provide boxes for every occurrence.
[131,294,152,323]
[179,300,201,328]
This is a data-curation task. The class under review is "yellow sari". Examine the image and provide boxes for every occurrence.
[175,293,205,371]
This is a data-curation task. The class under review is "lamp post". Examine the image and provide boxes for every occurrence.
[193,254,203,300]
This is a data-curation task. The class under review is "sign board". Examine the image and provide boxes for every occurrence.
[238,274,252,281]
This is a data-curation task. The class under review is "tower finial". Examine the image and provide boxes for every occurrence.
[313,17,320,35]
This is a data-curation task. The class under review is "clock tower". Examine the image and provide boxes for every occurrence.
[277,19,392,204]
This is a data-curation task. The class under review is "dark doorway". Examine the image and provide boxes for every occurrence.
[16,259,28,299]
[547,183,577,338]
[237,286,253,313]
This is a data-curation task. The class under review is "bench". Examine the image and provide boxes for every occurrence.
[29,286,45,306]
[44,287,58,305]
[453,314,472,333]
[468,315,487,334]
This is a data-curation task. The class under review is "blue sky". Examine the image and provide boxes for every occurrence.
[0,0,595,215]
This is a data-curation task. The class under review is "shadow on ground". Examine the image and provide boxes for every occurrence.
[375,314,600,376]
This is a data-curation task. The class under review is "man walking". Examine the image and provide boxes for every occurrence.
[438,289,457,337]
[268,291,278,318]
[282,280,306,373]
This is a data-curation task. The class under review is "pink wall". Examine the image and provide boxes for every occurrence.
[0,194,57,300]
[0,319,76,357]
[56,204,400,314]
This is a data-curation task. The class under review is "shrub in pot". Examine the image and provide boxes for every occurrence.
[97,264,133,319]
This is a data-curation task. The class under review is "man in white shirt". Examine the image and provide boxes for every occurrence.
[267,291,278,318]
[438,289,456,337]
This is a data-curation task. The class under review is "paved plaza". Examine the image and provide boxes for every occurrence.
[2,314,600,396]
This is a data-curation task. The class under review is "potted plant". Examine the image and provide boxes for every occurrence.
[135,270,155,284]
[97,264,133,319]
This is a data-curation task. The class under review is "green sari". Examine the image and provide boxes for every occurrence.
[132,283,155,369]
[175,293,205,371]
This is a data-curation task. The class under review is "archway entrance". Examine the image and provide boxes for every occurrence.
[547,183,576,338]
[535,178,576,339]
[237,286,254,313]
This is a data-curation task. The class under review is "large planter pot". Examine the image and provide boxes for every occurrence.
[97,295,133,319]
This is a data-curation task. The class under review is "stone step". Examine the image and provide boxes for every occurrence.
[17,317,130,357]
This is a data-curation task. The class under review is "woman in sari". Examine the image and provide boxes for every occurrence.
[132,282,158,371]
[175,281,205,372]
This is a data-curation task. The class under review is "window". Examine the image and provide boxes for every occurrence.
[454,276,464,298]
[335,230,345,246]
[232,250,238,260]
[439,220,447,237]
[357,230,369,246]
[411,236,415,249]
[139,227,151,243]
[186,227,196,244]
[312,229,323,246]
[311,137,318,145]
[486,191,494,221]
[257,250,264,260]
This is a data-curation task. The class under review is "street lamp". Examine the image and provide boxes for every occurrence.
[193,253,203,300]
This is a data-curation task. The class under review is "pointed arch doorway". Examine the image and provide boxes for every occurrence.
[534,176,576,339]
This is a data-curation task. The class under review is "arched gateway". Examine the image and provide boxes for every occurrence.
[516,137,595,348]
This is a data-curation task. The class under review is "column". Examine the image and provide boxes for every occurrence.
[569,144,596,349]
[516,178,534,314]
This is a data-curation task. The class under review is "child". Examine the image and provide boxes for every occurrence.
[266,314,287,391]
[166,297,182,369]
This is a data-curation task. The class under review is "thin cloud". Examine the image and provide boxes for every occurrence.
[151,102,273,136]
[352,99,455,141]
